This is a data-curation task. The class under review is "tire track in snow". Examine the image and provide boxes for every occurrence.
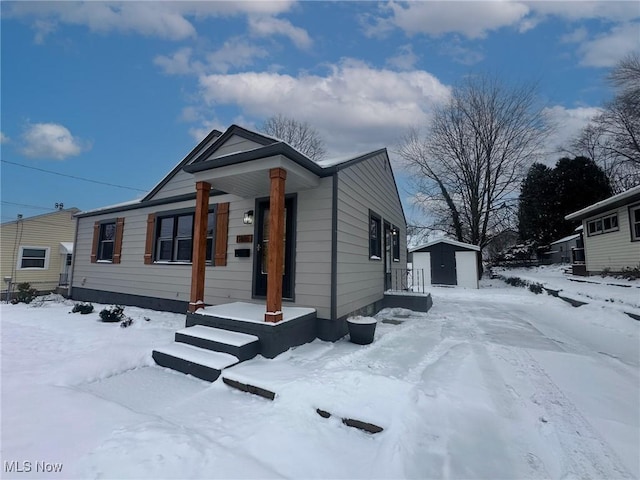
[512,348,634,479]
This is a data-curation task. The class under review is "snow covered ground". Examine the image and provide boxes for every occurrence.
[1,281,638,479]
[493,264,640,315]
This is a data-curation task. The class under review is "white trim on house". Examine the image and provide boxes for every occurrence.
[17,246,50,271]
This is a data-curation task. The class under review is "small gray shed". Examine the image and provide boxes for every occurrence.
[410,238,480,289]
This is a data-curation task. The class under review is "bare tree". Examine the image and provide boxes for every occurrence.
[573,52,640,192]
[399,75,550,251]
[260,114,326,161]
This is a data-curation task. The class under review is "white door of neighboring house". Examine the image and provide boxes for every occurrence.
[60,254,72,286]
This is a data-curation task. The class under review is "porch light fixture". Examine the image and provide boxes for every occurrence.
[243,210,254,225]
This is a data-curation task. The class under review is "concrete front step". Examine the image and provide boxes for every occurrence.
[153,343,239,382]
[175,325,260,362]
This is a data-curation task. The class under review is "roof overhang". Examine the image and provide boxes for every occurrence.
[565,185,640,221]
[184,143,323,198]
[59,242,73,255]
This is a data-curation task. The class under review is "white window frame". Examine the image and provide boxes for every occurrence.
[630,204,640,241]
[586,212,619,237]
[17,246,50,270]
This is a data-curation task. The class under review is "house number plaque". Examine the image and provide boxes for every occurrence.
[236,235,253,243]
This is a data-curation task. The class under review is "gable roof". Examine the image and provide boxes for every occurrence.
[565,185,640,221]
[410,238,481,252]
[142,128,224,201]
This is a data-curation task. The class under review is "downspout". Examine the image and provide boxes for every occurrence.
[68,213,80,299]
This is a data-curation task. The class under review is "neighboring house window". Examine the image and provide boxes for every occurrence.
[586,213,618,236]
[17,246,49,270]
[98,222,116,261]
[630,204,640,241]
[392,226,400,262]
[369,211,381,260]
[155,211,215,263]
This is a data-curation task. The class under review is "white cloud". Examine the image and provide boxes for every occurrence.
[196,59,450,156]
[560,27,588,44]
[0,132,10,144]
[20,123,89,160]
[542,105,601,160]
[6,1,298,42]
[154,47,202,75]
[577,23,640,67]
[439,38,484,65]
[367,1,530,39]
[248,16,312,50]
[205,40,270,73]
[525,1,639,22]
[155,40,270,76]
[386,44,419,71]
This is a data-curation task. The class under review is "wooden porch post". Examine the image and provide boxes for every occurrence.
[265,168,287,322]
[189,181,211,313]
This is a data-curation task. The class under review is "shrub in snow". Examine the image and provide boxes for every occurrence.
[504,276,527,288]
[11,282,38,304]
[120,318,134,328]
[99,305,125,323]
[528,283,544,294]
[71,302,94,314]
[619,265,640,280]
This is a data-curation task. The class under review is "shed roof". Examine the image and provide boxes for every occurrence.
[549,233,580,245]
[410,238,480,253]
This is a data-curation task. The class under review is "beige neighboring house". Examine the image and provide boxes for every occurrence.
[1,208,80,297]
[565,185,640,275]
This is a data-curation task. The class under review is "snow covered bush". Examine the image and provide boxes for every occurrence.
[71,302,94,314]
[99,305,125,323]
[528,282,544,294]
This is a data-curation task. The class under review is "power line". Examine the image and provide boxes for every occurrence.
[1,159,148,192]
[1,201,55,211]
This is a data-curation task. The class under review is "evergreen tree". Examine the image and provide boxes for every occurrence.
[554,156,613,238]
[518,163,556,245]
[518,157,612,246]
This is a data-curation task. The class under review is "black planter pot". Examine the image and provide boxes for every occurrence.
[347,318,377,345]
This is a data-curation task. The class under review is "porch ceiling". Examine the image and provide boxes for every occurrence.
[187,154,321,198]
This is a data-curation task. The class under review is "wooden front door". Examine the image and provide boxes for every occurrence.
[254,197,294,299]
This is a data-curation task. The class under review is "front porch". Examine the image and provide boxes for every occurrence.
[152,302,317,382]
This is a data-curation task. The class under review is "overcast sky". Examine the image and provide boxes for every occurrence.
[1,1,638,222]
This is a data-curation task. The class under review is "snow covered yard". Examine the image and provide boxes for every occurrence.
[1,284,638,479]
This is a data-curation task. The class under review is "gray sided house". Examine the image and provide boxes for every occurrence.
[71,125,408,345]
[565,185,640,276]
[544,233,581,264]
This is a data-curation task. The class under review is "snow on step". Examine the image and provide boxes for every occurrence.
[154,343,238,370]
[177,325,259,346]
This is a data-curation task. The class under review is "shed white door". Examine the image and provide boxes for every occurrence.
[412,252,431,291]
[454,251,478,288]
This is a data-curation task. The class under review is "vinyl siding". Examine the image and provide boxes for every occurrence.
[583,204,640,273]
[150,135,267,200]
[72,178,334,318]
[335,153,406,318]
[1,210,77,291]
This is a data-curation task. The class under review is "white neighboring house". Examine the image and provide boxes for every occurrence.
[410,238,480,289]
[545,233,581,264]
[565,185,640,276]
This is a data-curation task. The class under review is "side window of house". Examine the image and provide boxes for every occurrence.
[154,210,215,263]
[369,212,381,260]
[630,204,640,241]
[98,222,116,261]
[586,212,618,236]
[392,226,400,262]
[18,246,49,270]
